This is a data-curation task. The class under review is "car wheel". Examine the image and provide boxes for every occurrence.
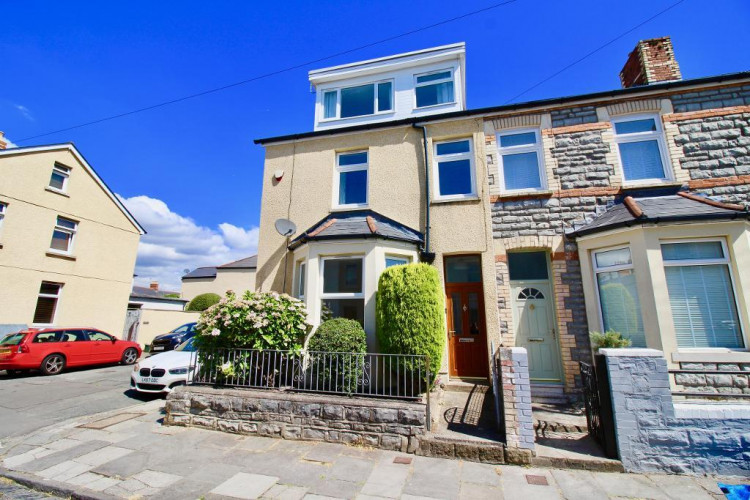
[121,348,138,365]
[41,354,66,376]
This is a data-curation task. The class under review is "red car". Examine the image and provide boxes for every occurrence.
[0,328,141,376]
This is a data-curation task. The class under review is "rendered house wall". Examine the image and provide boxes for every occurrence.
[0,148,141,336]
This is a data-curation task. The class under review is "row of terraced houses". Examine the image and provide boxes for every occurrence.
[254,37,750,400]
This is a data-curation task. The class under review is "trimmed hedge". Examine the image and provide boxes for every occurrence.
[308,318,367,353]
[186,292,221,312]
[376,263,445,380]
[307,318,367,394]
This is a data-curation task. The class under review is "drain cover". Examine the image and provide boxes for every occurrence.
[393,457,412,465]
[79,412,145,430]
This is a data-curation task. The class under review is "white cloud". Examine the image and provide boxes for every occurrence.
[118,194,259,292]
[14,104,34,122]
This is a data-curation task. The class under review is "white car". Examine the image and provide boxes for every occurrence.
[130,337,197,394]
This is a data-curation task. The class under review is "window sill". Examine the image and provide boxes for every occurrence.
[431,195,480,205]
[46,251,76,261]
[414,101,458,111]
[494,190,554,200]
[672,350,750,363]
[45,187,70,197]
[620,181,682,191]
[331,205,368,212]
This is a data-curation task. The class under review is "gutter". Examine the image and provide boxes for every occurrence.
[412,123,435,264]
[570,211,750,238]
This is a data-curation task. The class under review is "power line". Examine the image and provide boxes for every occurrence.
[16,0,519,143]
[503,0,686,104]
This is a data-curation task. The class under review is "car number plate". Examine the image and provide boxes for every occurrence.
[143,377,160,383]
[152,346,165,351]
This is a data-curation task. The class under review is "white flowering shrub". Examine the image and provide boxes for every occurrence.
[195,290,309,352]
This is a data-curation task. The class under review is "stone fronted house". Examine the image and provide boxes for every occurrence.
[255,37,750,398]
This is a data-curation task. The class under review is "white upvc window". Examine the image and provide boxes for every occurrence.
[33,282,63,325]
[333,151,368,208]
[414,69,455,108]
[0,202,6,236]
[433,138,476,200]
[320,256,365,327]
[48,164,70,193]
[592,246,646,347]
[296,261,307,300]
[50,216,77,255]
[322,80,394,121]
[661,239,744,349]
[612,113,672,184]
[496,128,546,193]
[385,255,410,268]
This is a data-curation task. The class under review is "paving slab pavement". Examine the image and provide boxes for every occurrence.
[1,400,746,500]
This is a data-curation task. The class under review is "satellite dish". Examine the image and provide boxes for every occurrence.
[275,218,297,237]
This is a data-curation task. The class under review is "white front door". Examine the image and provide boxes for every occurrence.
[511,281,562,382]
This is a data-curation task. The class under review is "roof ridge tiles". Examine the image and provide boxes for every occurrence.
[623,196,645,219]
[366,215,378,234]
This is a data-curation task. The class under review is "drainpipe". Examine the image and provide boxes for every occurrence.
[413,123,436,264]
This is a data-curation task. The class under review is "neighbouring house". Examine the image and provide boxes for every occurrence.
[0,138,145,337]
[254,37,750,398]
[180,255,257,301]
[129,281,187,311]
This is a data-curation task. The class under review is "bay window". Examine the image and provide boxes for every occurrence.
[296,261,306,300]
[593,247,646,347]
[415,69,454,108]
[612,114,670,183]
[434,139,476,199]
[661,240,744,348]
[496,129,546,192]
[334,151,368,207]
[321,257,364,326]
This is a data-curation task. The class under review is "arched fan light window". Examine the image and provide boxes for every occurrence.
[518,287,544,300]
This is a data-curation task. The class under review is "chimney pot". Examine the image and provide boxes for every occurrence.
[149,281,159,291]
[620,36,681,89]
[0,132,7,150]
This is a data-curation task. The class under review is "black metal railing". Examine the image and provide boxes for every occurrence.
[189,348,431,402]
[489,341,505,438]
[669,369,750,400]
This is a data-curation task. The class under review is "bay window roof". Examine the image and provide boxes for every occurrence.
[288,210,423,250]
[568,192,750,238]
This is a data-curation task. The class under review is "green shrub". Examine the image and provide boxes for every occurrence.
[186,293,221,311]
[308,318,367,353]
[376,263,445,381]
[590,330,632,352]
[307,318,367,393]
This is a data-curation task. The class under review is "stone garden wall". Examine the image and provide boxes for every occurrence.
[601,349,750,476]
[165,385,426,453]
[675,361,750,395]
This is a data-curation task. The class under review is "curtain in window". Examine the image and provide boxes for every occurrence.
[665,264,743,348]
[502,152,542,190]
[596,269,646,347]
[619,140,664,180]
[323,91,337,119]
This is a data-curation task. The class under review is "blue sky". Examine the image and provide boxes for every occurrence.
[2,0,749,289]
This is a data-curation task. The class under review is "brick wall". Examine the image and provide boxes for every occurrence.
[499,347,534,451]
[601,349,750,476]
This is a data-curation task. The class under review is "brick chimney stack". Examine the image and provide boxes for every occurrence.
[620,37,682,88]
[0,132,7,150]
[149,281,159,291]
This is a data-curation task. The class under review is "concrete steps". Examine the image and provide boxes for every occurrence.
[531,383,570,404]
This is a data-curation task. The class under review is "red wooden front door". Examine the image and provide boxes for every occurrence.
[446,283,488,378]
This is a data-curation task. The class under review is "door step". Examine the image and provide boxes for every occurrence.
[531,383,570,404]
[444,379,490,393]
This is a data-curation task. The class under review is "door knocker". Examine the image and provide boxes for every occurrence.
[462,304,468,312]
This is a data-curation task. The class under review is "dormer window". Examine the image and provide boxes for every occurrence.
[322,81,393,121]
[48,164,70,193]
[415,69,454,108]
